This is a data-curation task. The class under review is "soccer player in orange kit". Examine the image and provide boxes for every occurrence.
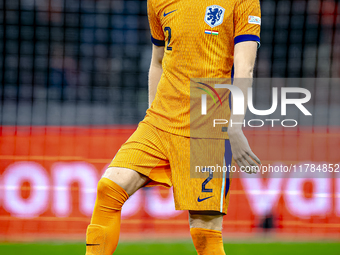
[86,0,262,254]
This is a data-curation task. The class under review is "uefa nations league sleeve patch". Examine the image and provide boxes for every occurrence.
[248,16,261,25]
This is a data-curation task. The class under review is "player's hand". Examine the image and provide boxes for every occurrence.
[228,128,261,174]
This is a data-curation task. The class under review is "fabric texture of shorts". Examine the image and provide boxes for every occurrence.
[109,121,235,214]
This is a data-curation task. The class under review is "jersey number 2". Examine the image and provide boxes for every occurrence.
[202,168,213,193]
[164,27,172,51]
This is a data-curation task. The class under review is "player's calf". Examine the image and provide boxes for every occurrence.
[86,167,148,255]
[189,211,225,255]
[85,178,128,255]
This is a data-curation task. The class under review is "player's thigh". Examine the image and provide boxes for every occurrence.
[102,167,149,196]
[189,210,223,231]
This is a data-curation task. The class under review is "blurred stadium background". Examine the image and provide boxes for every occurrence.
[0,0,340,254]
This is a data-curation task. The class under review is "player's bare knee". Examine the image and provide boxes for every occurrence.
[189,211,223,231]
[102,167,149,196]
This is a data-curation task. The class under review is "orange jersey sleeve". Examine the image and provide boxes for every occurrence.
[234,0,261,46]
[147,0,165,46]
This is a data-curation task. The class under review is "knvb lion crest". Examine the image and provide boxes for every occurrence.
[204,5,225,28]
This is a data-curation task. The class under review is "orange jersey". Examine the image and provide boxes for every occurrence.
[145,0,261,137]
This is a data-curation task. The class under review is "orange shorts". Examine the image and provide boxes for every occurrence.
[109,121,235,214]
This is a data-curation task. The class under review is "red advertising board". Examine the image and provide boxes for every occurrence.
[0,126,339,240]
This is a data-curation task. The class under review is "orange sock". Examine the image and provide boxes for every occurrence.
[85,178,129,255]
[190,228,226,255]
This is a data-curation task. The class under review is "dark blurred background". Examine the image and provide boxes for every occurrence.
[0,0,339,126]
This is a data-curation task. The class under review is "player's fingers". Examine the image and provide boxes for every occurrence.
[244,155,258,174]
[247,151,261,165]
[235,158,243,169]
[244,153,258,167]
[243,154,259,173]
[240,157,252,174]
